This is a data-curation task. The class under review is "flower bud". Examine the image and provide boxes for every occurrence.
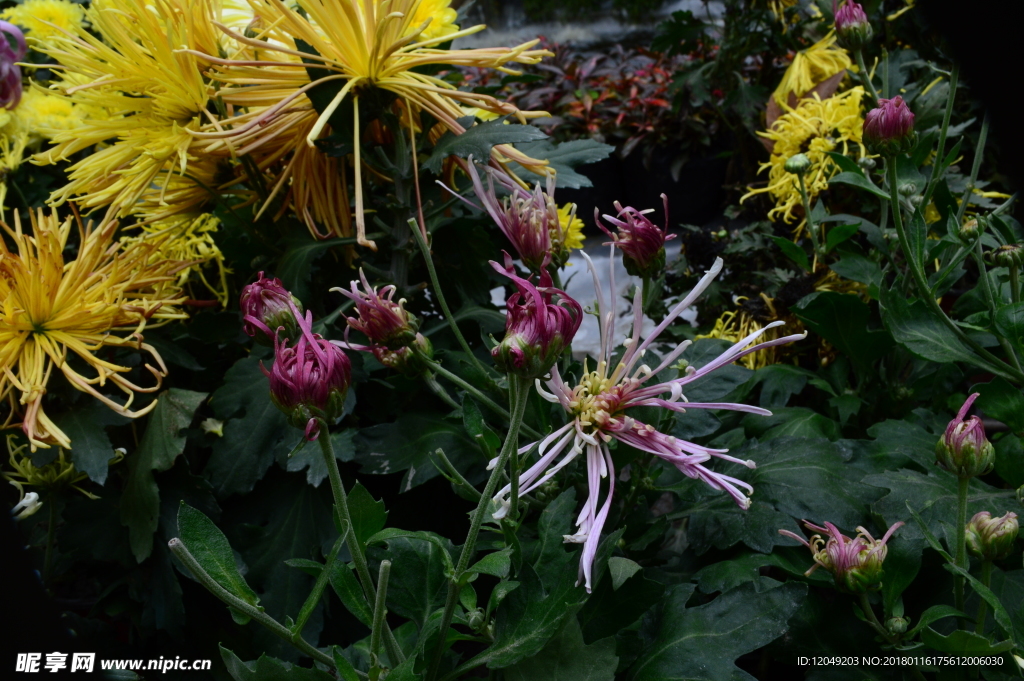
[779,520,903,594]
[1,21,26,110]
[372,332,433,378]
[240,272,302,345]
[863,96,916,157]
[784,153,812,175]
[897,182,917,197]
[337,270,420,350]
[264,313,352,441]
[936,393,994,479]
[990,244,1024,269]
[959,218,980,244]
[597,195,678,279]
[966,511,1019,561]
[834,0,873,51]
[857,157,877,172]
[886,616,909,635]
[490,253,582,379]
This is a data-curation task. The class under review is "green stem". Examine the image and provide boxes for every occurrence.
[169,539,360,675]
[973,238,1023,373]
[797,172,822,268]
[923,64,959,208]
[857,593,890,639]
[426,375,461,410]
[854,49,880,102]
[432,448,482,502]
[425,376,532,681]
[954,476,970,618]
[318,426,406,666]
[408,219,489,376]
[508,378,521,522]
[955,115,990,228]
[430,362,541,439]
[370,560,391,677]
[886,158,1024,384]
[1011,265,1021,305]
[975,560,993,634]
[292,533,346,638]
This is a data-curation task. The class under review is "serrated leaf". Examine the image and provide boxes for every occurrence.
[506,138,614,189]
[504,618,617,681]
[220,646,335,681]
[329,562,373,626]
[607,557,642,590]
[286,430,356,487]
[794,292,893,370]
[56,402,129,485]
[368,531,455,628]
[625,582,806,681]
[879,286,983,365]
[468,547,512,579]
[906,605,968,636]
[423,117,547,173]
[177,503,259,608]
[829,171,889,198]
[919,628,1014,655]
[347,481,387,548]
[971,377,1024,434]
[577,567,665,644]
[121,389,207,562]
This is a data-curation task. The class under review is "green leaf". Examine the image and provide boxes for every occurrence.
[879,286,982,365]
[993,302,1024,358]
[794,292,893,371]
[121,389,207,562]
[57,402,129,485]
[994,434,1024,488]
[331,648,361,681]
[504,618,617,681]
[219,646,335,681]
[829,171,889,199]
[751,364,813,408]
[919,628,1014,655]
[944,562,1016,641]
[607,557,642,590]
[625,581,806,681]
[771,236,810,272]
[329,562,373,626]
[577,567,665,644]
[745,407,841,441]
[277,236,354,302]
[177,503,259,610]
[286,430,356,487]
[367,530,455,627]
[830,253,883,290]
[505,138,614,189]
[824,224,860,253]
[423,117,547,173]
[864,418,938,470]
[206,357,289,497]
[355,413,482,491]
[971,377,1024,434]
[347,482,387,548]
[468,547,513,579]
[906,605,968,637]
[825,151,864,176]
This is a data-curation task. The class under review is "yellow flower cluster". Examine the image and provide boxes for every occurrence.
[0,0,85,42]
[773,33,851,106]
[742,87,866,231]
[557,203,585,253]
[0,209,190,450]
[696,295,784,370]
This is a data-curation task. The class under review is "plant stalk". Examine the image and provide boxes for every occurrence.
[370,560,391,678]
[425,376,531,681]
[954,476,970,618]
[429,362,541,440]
[292,533,346,638]
[923,63,959,208]
[854,49,880,102]
[972,238,1022,373]
[975,560,993,634]
[955,114,990,228]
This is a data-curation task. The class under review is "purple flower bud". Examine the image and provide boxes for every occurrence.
[1,21,26,110]
[336,269,419,350]
[966,511,1019,561]
[863,96,916,156]
[264,311,352,441]
[240,272,302,345]
[779,520,903,594]
[491,252,582,379]
[833,0,873,51]
[371,333,433,377]
[597,195,677,279]
[936,393,994,479]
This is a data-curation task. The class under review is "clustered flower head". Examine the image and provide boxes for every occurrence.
[490,252,583,380]
[772,32,851,107]
[1,0,87,43]
[240,272,303,345]
[936,392,994,479]
[334,270,433,377]
[597,195,677,279]
[780,520,904,593]
[966,511,1019,561]
[495,251,804,591]
[460,161,583,272]
[264,305,352,442]
[863,96,916,156]
[1,20,25,109]
[833,0,872,51]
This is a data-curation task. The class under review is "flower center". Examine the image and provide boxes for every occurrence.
[569,361,629,434]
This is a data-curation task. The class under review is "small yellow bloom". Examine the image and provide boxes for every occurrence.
[741,87,866,233]
[696,295,783,370]
[557,203,585,252]
[1,0,86,43]
[0,209,190,450]
[773,33,851,107]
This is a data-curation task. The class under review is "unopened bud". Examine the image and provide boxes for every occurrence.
[966,511,1019,561]
[467,608,486,632]
[959,218,980,244]
[784,153,812,175]
[990,244,1024,269]
[857,157,877,172]
[863,96,916,157]
[886,616,909,635]
[373,333,433,377]
[598,196,677,279]
[241,272,302,345]
[898,182,917,197]
[936,393,994,479]
[834,0,873,51]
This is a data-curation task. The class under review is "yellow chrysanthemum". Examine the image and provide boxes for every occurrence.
[14,86,83,136]
[741,87,866,232]
[696,295,784,371]
[2,435,125,499]
[557,203,584,252]
[773,33,851,106]
[765,0,798,23]
[188,0,552,247]
[120,214,231,306]
[0,209,190,450]
[30,0,232,222]
[1,0,86,42]
[408,0,459,41]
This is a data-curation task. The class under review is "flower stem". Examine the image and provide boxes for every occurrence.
[885,158,1024,384]
[955,114,990,228]
[370,560,391,679]
[429,362,541,439]
[923,63,959,208]
[796,173,821,269]
[954,476,970,618]
[169,539,362,676]
[973,237,1023,373]
[854,49,880,102]
[292,533,345,638]
[408,219,489,376]
[426,374,462,410]
[318,425,406,666]
[1011,264,1021,306]
[425,376,531,681]
[857,593,889,639]
[508,378,522,522]
[975,560,993,634]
